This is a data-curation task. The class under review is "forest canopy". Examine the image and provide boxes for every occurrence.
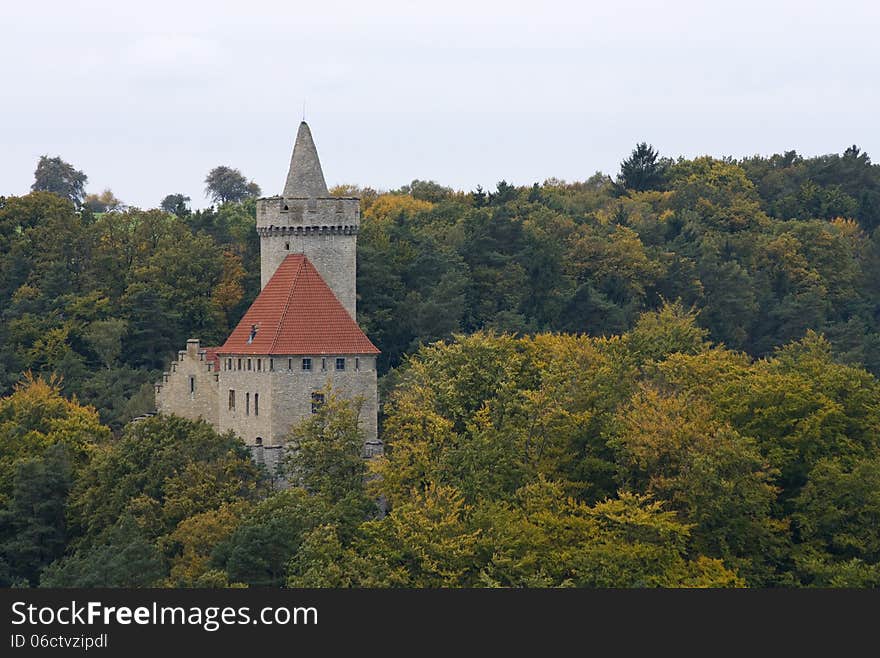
[1,144,880,587]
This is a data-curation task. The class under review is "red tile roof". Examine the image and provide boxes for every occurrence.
[203,347,220,370]
[218,254,379,356]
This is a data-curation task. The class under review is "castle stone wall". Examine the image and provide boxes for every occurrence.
[269,354,378,446]
[215,354,378,447]
[155,339,219,426]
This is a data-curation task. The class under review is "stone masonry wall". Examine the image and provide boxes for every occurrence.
[216,354,378,447]
[155,339,220,426]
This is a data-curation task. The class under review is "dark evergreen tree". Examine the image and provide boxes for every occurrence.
[617,142,668,192]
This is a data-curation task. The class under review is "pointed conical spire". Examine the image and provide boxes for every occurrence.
[283,121,329,197]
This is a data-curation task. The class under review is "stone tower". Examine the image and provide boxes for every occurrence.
[156,120,381,475]
[256,122,360,318]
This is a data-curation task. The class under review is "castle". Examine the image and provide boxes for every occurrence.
[155,122,380,471]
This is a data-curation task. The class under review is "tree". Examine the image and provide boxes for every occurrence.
[793,456,880,586]
[40,515,166,587]
[159,193,191,217]
[83,318,127,368]
[82,189,124,214]
[0,444,72,586]
[68,415,260,542]
[214,489,329,587]
[204,166,261,205]
[31,156,88,205]
[284,388,373,517]
[0,374,108,506]
[616,143,668,192]
[399,179,453,203]
[610,387,787,585]
[162,501,247,587]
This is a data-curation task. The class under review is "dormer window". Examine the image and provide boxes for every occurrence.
[247,324,259,344]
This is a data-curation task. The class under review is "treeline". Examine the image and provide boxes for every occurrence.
[3,145,880,431]
[2,308,879,587]
[2,144,880,587]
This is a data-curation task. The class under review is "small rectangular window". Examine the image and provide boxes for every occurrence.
[228,390,235,411]
[269,358,274,372]
[355,357,360,371]
[189,376,195,394]
[254,393,259,416]
[302,358,312,371]
[247,359,252,371]
[336,357,345,371]
[321,358,326,371]
[257,359,262,372]
[237,358,242,370]
[246,392,250,416]
[311,392,325,414]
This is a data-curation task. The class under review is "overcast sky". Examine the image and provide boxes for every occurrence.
[2,0,878,209]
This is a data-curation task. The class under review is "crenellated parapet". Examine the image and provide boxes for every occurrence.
[256,224,359,237]
[257,195,360,224]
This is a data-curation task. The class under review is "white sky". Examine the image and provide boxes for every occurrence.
[1,0,878,209]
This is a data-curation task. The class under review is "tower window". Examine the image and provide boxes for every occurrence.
[336,358,346,371]
[311,392,325,414]
[255,437,263,446]
[254,393,259,416]
[285,242,290,250]
[302,358,312,371]
[228,390,235,411]
[189,376,195,394]
[247,359,252,371]
[246,392,250,416]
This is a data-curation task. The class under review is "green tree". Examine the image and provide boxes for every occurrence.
[31,156,88,205]
[285,388,370,508]
[204,166,261,205]
[610,387,787,585]
[40,515,165,587]
[0,444,72,586]
[83,318,127,368]
[159,193,192,217]
[68,415,260,542]
[617,143,668,192]
[215,489,329,587]
[793,456,880,586]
